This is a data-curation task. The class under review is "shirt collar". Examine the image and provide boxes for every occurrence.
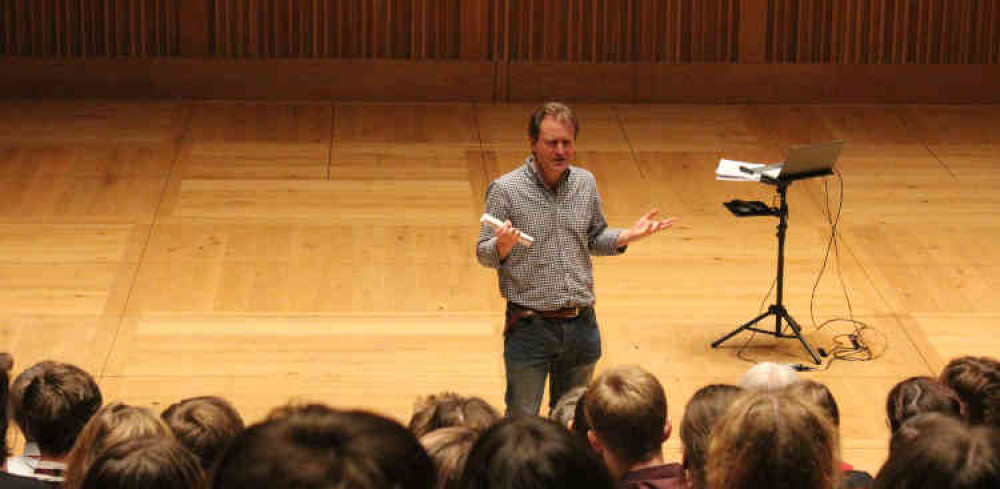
[524,155,571,189]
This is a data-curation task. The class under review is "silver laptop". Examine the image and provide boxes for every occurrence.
[778,140,843,182]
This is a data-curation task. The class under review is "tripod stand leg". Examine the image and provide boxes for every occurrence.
[777,309,822,365]
[711,310,773,348]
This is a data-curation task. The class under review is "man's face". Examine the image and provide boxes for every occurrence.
[531,116,576,184]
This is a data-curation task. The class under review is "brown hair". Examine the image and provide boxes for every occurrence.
[63,403,173,489]
[940,356,1000,426]
[583,365,667,467]
[679,384,743,489]
[0,353,13,458]
[706,391,840,489]
[10,360,103,456]
[214,404,435,489]
[786,380,840,427]
[408,392,500,439]
[886,376,964,432]
[161,396,244,475]
[80,437,207,489]
[527,102,579,143]
[420,426,477,489]
[875,413,1000,489]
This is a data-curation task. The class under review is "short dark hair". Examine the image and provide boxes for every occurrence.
[886,376,964,432]
[80,437,207,489]
[679,384,743,489]
[11,361,102,456]
[459,416,616,489]
[875,413,1000,489]
[527,102,579,143]
[161,396,245,475]
[214,404,435,489]
[583,365,667,467]
[940,356,1000,426]
[786,380,840,427]
[408,392,500,438]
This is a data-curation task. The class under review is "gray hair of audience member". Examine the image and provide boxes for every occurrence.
[886,376,964,432]
[939,356,1000,427]
[679,384,743,489]
[214,404,435,489]
[550,386,587,429]
[707,391,840,489]
[785,379,840,427]
[0,353,13,458]
[875,412,1000,489]
[739,362,801,391]
[79,437,207,489]
[527,102,580,143]
[408,392,500,438]
[63,403,173,489]
[10,360,103,456]
[420,426,477,489]
[161,396,245,475]
[459,416,616,489]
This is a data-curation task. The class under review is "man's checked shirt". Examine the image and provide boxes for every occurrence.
[476,157,624,311]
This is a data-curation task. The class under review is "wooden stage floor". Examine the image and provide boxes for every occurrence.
[2,101,999,473]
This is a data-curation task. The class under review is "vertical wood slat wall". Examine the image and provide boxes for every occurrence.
[1,0,997,63]
[766,0,1000,63]
[0,0,179,57]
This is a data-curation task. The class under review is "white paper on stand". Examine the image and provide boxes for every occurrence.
[716,159,783,182]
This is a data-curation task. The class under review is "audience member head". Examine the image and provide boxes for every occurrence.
[10,360,103,457]
[420,426,477,489]
[161,396,245,475]
[582,365,670,478]
[707,391,839,489]
[739,362,800,391]
[875,412,1000,489]
[786,379,840,427]
[79,437,206,489]
[940,356,1000,426]
[0,353,13,458]
[570,390,592,444]
[679,384,743,489]
[64,403,173,489]
[214,404,434,489]
[549,386,586,429]
[459,416,616,489]
[408,392,500,438]
[886,376,964,432]
[528,102,579,143]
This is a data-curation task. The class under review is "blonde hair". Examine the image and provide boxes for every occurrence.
[583,365,667,467]
[706,391,839,489]
[63,403,173,489]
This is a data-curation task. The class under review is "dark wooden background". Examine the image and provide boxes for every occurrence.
[2,0,998,101]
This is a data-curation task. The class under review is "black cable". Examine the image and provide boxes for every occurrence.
[796,168,888,372]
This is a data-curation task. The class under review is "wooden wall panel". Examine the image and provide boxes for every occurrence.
[496,0,740,62]
[207,0,465,59]
[0,0,180,57]
[766,0,1000,63]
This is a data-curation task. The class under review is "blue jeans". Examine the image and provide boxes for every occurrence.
[503,304,602,417]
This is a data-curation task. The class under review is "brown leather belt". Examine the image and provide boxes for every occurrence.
[505,304,586,333]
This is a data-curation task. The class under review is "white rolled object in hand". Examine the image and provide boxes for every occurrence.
[480,213,535,247]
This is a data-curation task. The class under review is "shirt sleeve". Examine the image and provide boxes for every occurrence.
[476,181,509,269]
[587,181,625,256]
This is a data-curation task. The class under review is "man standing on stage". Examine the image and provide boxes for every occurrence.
[476,102,675,416]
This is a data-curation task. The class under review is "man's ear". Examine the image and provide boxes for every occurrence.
[587,429,604,454]
[662,416,673,442]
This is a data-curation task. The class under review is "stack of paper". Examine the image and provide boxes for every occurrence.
[716,159,783,182]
